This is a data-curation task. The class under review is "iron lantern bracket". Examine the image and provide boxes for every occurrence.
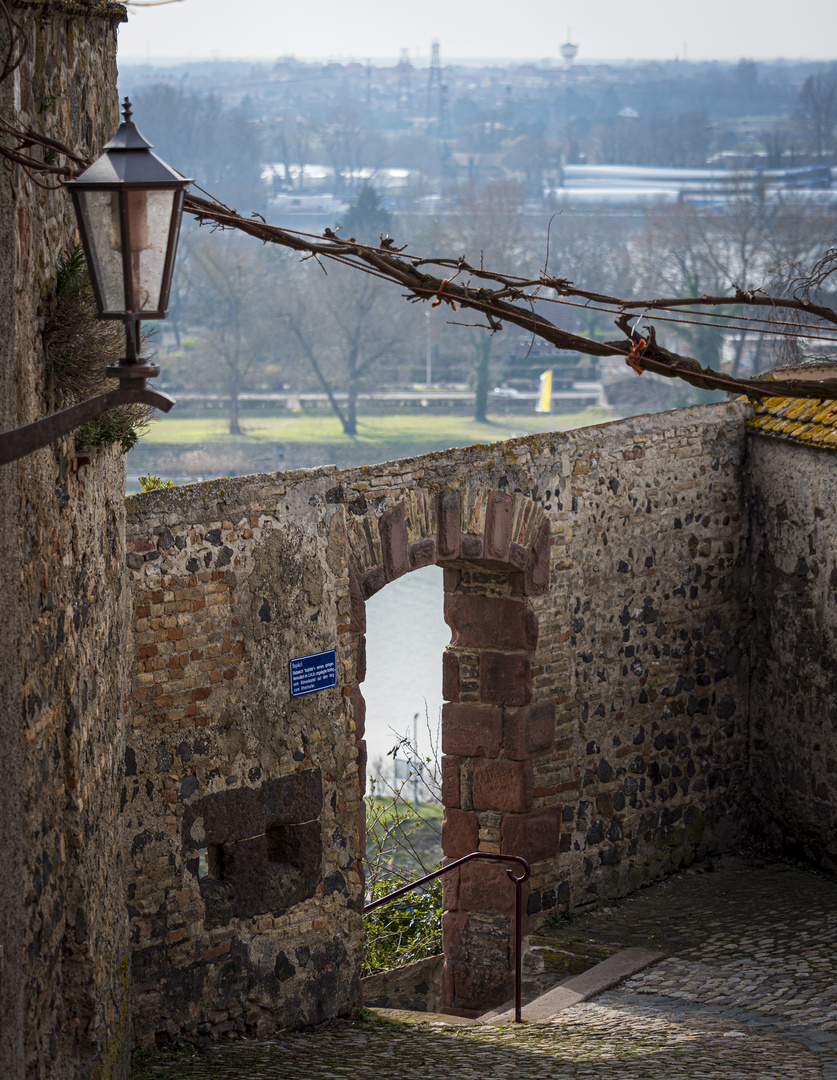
[0,377,175,468]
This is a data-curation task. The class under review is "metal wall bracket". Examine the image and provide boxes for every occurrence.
[0,380,175,468]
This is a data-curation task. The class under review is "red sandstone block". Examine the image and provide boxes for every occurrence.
[441,755,460,808]
[361,566,386,600]
[349,569,366,634]
[350,686,366,739]
[484,491,513,562]
[441,910,469,963]
[472,759,533,813]
[442,651,460,703]
[436,490,461,560]
[167,926,188,944]
[202,940,231,960]
[444,594,537,652]
[409,539,436,570]
[442,960,455,1008]
[356,635,366,683]
[380,502,410,582]
[459,534,483,559]
[192,687,211,701]
[525,519,551,595]
[441,703,503,757]
[441,808,479,859]
[459,861,518,914]
[503,700,556,760]
[478,652,532,706]
[442,866,460,909]
[452,969,513,1013]
[500,806,562,864]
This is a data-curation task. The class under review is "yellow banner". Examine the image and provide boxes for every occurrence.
[536,369,552,413]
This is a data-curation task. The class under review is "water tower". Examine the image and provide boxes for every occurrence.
[560,30,578,70]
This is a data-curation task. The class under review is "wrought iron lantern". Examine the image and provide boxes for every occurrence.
[0,99,191,466]
[65,97,191,377]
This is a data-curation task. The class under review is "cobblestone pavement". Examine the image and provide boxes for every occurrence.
[131,855,837,1079]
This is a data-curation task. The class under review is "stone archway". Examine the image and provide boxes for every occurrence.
[345,486,557,1015]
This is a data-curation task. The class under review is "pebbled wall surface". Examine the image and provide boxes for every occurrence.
[125,400,753,1020]
[0,3,132,1079]
[748,435,837,868]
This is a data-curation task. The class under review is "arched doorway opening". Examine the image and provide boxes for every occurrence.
[347,487,558,1015]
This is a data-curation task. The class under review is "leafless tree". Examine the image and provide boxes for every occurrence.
[796,68,837,159]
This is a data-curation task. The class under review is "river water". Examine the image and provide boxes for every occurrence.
[362,564,449,795]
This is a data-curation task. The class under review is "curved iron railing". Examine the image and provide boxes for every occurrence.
[364,851,531,1023]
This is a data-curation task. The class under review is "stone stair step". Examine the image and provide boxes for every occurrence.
[482,946,665,1023]
[367,1006,477,1027]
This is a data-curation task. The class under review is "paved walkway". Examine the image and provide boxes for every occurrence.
[131,855,837,1080]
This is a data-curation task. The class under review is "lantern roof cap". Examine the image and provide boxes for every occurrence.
[104,98,155,151]
[67,98,191,188]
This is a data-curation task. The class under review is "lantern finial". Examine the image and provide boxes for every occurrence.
[122,97,133,124]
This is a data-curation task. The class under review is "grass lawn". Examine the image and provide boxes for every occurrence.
[139,406,612,451]
[127,405,614,487]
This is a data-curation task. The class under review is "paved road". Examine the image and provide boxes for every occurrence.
[131,855,837,1079]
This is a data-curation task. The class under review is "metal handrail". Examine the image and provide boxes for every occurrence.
[364,851,531,1023]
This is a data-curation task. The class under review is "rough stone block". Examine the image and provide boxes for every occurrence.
[380,502,409,582]
[442,650,460,703]
[436,490,461,560]
[501,806,562,864]
[472,759,534,813]
[504,700,556,760]
[262,769,323,826]
[187,786,265,848]
[458,861,516,914]
[441,703,503,757]
[441,808,480,860]
[444,594,537,652]
[478,652,532,706]
[441,755,460,808]
[484,491,513,562]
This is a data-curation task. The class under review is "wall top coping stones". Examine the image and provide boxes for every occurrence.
[126,401,752,532]
[15,0,127,18]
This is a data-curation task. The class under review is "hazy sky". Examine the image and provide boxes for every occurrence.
[119,0,837,63]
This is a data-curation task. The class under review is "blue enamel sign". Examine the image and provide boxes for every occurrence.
[289,649,338,697]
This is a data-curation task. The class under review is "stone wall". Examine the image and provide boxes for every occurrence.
[126,400,753,1020]
[747,435,837,867]
[0,4,131,1079]
[123,470,365,1044]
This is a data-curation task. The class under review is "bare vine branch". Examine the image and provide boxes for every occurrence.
[3,120,837,403]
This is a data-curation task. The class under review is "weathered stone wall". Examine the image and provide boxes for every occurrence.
[123,471,365,1044]
[0,4,131,1078]
[747,436,837,868]
[126,400,753,1020]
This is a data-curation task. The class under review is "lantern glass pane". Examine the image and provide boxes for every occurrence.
[75,189,125,315]
[125,188,177,314]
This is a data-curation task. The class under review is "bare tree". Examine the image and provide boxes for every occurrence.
[796,68,837,159]
[282,262,416,436]
[177,231,284,435]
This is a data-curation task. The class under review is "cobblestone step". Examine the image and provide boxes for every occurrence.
[485,946,665,1023]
